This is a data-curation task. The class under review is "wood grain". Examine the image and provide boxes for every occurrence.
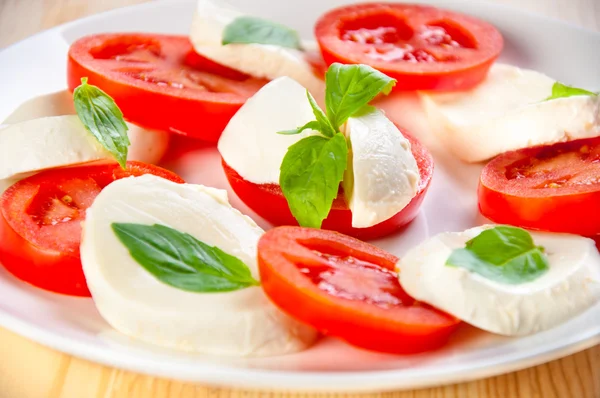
[0,0,598,397]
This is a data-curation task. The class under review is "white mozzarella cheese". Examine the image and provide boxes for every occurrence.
[3,90,170,165]
[80,175,317,356]
[190,0,324,95]
[397,226,600,336]
[0,115,113,180]
[421,63,600,162]
[343,107,420,228]
[219,77,421,228]
[218,76,318,184]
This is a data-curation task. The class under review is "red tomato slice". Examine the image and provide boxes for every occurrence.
[67,33,268,142]
[0,162,184,297]
[315,3,503,91]
[479,137,600,235]
[258,226,459,354]
[223,129,433,240]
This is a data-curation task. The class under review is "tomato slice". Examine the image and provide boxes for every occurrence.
[479,136,600,235]
[315,3,503,91]
[67,33,268,142]
[0,162,184,296]
[258,226,459,354]
[223,129,433,240]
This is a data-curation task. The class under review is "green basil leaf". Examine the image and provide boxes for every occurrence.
[446,226,550,284]
[277,120,321,135]
[279,133,347,228]
[545,82,597,101]
[112,223,260,293]
[281,91,337,137]
[307,90,337,138]
[73,77,130,169]
[222,16,302,50]
[325,63,396,128]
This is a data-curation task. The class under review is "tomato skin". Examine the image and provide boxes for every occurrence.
[258,227,460,354]
[223,130,433,240]
[0,162,184,297]
[315,3,503,91]
[0,213,87,296]
[478,137,600,235]
[67,33,268,142]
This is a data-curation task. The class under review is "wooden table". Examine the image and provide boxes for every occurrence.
[0,0,599,397]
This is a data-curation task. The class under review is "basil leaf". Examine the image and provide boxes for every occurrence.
[73,77,129,169]
[278,120,321,135]
[279,133,347,228]
[545,82,597,101]
[446,226,549,285]
[325,63,396,128]
[222,16,302,50]
[307,90,337,138]
[112,223,260,293]
[281,91,337,137]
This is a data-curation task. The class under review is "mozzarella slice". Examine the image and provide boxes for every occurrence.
[219,77,421,228]
[190,0,324,96]
[397,226,600,336]
[0,115,112,180]
[421,63,600,162]
[3,90,170,165]
[218,76,318,184]
[343,107,420,228]
[80,175,317,356]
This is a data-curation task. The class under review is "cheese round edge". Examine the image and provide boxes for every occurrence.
[421,64,600,163]
[218,76,318,184]
[343,107,420,228]
[397,226,600,336]
[80,175,317,356]
[0,115,113,180]
[3,90,170,166]
[190,0,324,96]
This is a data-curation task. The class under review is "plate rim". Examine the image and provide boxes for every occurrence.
[1,304,598,392]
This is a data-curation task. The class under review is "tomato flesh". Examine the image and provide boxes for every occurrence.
[0,162,184,296]
[223,128,433,240]
[479,136,600,235]
[315,3,503,90]
[301,252,415,307]
[258,227,460,354]
[68,34,268,142]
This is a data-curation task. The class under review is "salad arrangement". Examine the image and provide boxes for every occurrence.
[0,0,599,357]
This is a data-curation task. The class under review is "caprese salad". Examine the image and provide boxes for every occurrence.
[0,0,598,358]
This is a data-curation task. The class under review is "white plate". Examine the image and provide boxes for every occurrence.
[0,0,599,392]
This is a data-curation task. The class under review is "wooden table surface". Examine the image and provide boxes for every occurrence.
[0,0,599,397]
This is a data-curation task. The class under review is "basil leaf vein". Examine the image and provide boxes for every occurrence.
[446,226,550,284]
[112,223,260,293]
[73,77,130,169]
[279,133,347,228]
[222,16,302,50]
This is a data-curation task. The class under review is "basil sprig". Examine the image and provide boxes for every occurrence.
[446,226,550,284]
[545,82,597,101]
[325,63,396,128]
[222,16,302,50]
[278,63,396,228]
[112,223,260,293]
[73,78,130,169]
